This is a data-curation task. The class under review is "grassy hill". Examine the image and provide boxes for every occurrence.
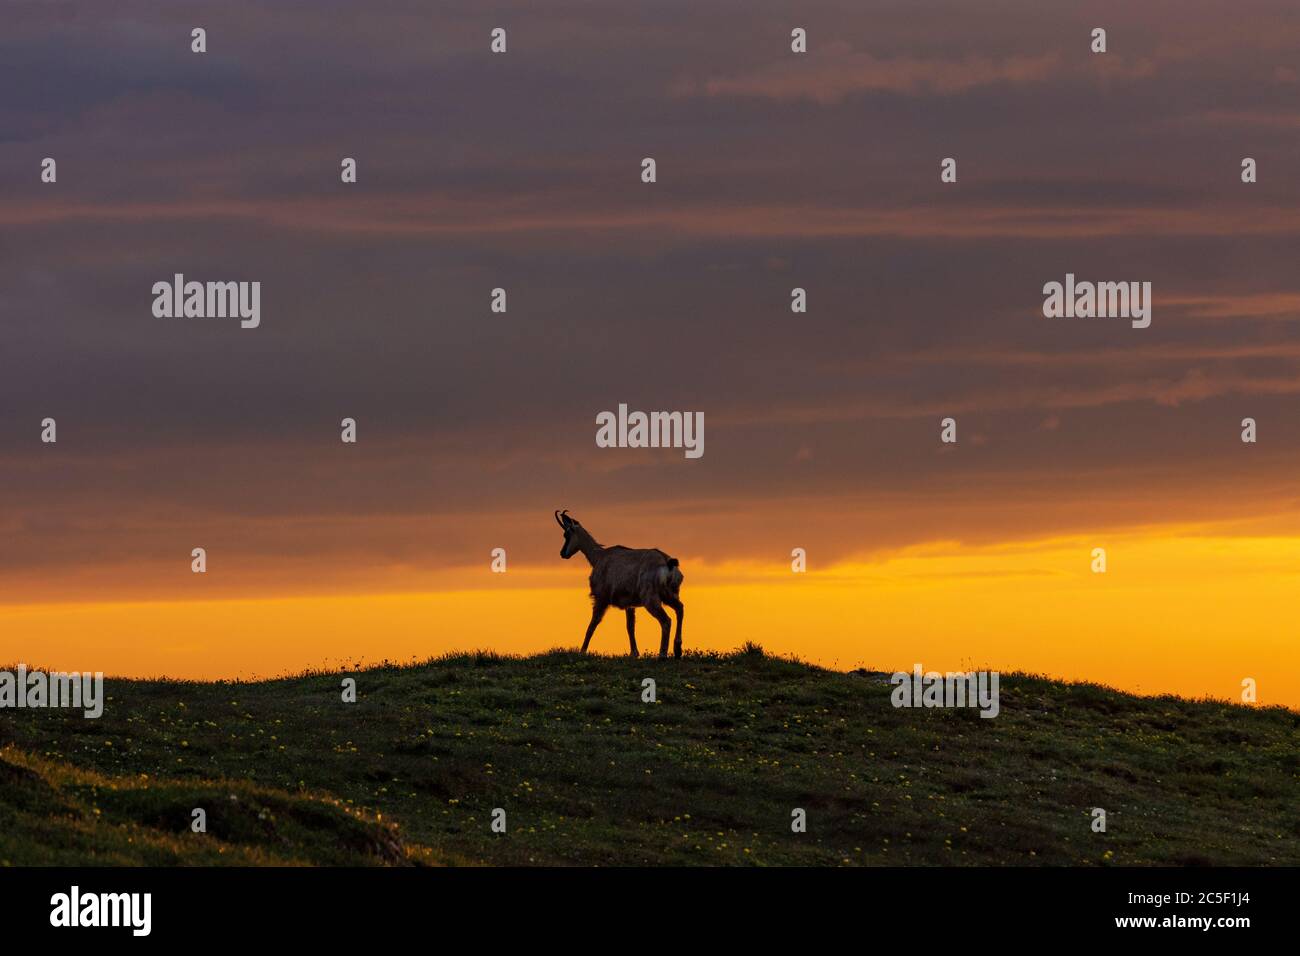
[2,648,1297,866]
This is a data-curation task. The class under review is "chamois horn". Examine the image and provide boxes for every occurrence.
[555,509,572,529]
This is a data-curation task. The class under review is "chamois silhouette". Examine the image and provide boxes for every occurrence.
[555,510,684,658]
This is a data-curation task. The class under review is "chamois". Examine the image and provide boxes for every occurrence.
[554,510,684,659]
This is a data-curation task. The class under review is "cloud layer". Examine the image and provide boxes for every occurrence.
[4,0,1300,598]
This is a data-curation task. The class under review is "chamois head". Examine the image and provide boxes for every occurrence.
[555,509,584,559]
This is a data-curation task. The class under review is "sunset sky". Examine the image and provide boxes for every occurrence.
[2,1,1299,707]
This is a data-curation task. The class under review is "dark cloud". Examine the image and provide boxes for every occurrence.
[3,0,1300,595]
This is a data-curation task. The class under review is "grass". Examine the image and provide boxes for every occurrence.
[2,649,1297,866]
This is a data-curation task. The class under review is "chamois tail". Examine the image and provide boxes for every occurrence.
[662,557,684,594]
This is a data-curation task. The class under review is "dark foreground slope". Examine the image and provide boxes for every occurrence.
[2,649,1296,866]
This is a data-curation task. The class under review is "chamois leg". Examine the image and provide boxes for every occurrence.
[647,603,672,659]
[625,608,639,657]
[580,602,608,654]
[665,598,684,659]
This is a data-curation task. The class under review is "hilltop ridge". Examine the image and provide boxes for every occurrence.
[2,649,1296,866]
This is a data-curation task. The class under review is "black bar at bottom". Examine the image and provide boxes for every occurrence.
[0,866,1281,941]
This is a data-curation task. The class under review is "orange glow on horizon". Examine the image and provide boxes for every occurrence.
[3,530,1296,709]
